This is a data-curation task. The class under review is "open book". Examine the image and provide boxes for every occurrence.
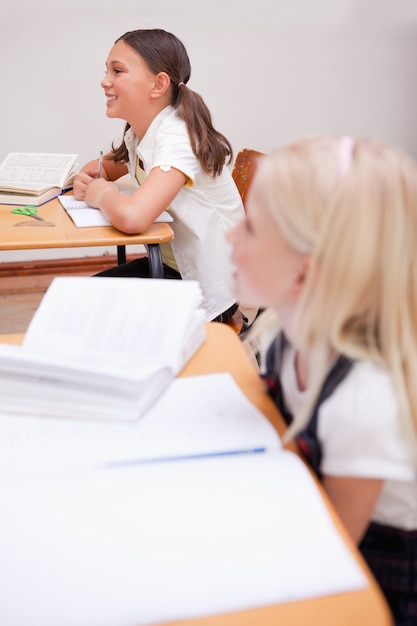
[0,152,79,206]
[0,276,206,421]
[58,194,173,227]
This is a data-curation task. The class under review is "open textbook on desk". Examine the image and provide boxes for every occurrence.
[0,152,79,205]
[0,276,206,421]
[0,371,367,626]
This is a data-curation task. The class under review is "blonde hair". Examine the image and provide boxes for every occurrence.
[249,135,417,453]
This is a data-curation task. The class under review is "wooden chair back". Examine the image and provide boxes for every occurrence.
[226,149,266,335]
[232,148,265,208]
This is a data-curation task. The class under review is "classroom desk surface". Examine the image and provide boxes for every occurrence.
[0,324,392,626]
[0,196,174,277]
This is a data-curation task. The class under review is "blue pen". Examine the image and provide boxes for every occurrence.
[104,447,266,469]
[60,186,74,194]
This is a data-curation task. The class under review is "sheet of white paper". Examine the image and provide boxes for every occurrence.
[0,373,281,475]
[0,452,366,626]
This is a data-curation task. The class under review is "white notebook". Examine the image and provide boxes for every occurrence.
[58,194,173,228]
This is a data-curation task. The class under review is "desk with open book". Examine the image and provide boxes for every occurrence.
[0,194,174,277]
[0,310,392,626]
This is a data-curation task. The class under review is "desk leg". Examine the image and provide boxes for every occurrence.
[117,245,126,265]
[145,244,164,278]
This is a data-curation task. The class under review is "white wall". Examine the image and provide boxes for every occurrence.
[2,0,417,261]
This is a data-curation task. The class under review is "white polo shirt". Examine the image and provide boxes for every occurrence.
[280,345,417,530]
[124,106,245,321]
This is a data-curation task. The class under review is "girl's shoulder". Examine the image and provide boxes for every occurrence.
[340,359,395,403]
[321,359,398,431]
[319,360,416,480]
[154,106,186,133]
[151,108,193,154]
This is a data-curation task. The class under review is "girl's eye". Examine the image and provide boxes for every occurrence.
[104,68,122,76]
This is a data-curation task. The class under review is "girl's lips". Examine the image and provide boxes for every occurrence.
[105,96,117,110]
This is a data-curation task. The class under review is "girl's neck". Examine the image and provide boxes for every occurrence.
[130,102,171,140]
[279,312,309,391]
[294,350,309,391]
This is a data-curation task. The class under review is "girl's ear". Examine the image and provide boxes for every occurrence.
[150,72,171,99]
[292,254,311,300]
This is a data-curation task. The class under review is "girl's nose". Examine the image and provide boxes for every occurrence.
[101,74,110,88]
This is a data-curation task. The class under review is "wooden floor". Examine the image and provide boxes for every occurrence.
[0,254,128,335]
[1,290,46,335]
[0,273,95,335]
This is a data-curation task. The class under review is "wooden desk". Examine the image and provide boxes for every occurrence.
[0,324,392,625]
[0,196,174,278]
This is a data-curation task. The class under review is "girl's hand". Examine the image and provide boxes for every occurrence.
[73,170,99,200]
[73,156,127,200]
[85,178,119,209]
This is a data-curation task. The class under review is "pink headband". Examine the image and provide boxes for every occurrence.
[338,136,355,179]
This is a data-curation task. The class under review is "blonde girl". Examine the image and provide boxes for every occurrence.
[228,135,417,626]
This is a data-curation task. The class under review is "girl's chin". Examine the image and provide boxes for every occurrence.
[105,103,120,117]
[232,280,263,310]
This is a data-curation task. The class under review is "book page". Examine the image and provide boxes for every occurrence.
[0,153,78,192]
[0,451,366,626]
[23,276,205,372]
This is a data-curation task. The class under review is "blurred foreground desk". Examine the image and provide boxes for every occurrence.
[0,196,174,278]
[0,324,392,626]
[180,324,393,625]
